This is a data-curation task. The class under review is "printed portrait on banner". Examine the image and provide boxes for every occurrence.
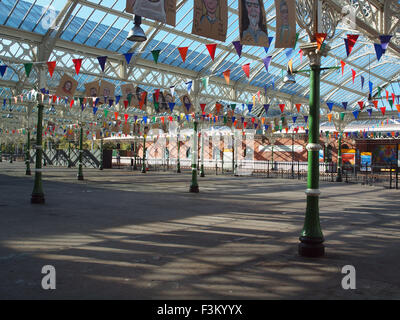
[99,80,116,98]
[56,74,78,99]
[84,80,100,98]
[239,0,269,47]
[180,94,194,114]
[192,0,228,42]
[126,0,176,26]
[121,84,135,98]
[274,0,296,48]
[163,90,174,113]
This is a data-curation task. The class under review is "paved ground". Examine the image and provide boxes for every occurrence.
[0,161,399,299]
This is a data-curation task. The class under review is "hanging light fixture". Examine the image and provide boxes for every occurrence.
[127,15,147,42]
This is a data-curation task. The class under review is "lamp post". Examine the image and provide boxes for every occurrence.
[141,134,146,173]
[190,120,199,193]
[177,126,181,173]
[77,124,84,180]
[134,139,138,170]
[68,139,72,168]
[336,132,343,182]
[200,123,205,177]
[291,131,295,178]
[100,138,103,170]
[31,103,45,204]
[25,128,31,175]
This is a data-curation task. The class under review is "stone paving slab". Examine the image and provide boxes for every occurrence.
[0,162,399,299]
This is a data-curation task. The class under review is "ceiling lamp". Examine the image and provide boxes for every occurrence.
[127,15,147,42]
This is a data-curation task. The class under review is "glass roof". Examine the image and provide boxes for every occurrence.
[0,0,400,123]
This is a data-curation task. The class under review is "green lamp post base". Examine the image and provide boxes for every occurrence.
[77,175,84,180]
[298,236,325,257]
[31,193,45,204]
[200,165,205,177]
[177,162,181,173]
[189,185,199,193]
[336,169,342,182]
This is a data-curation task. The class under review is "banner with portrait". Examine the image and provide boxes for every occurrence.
[121,84,135,99]
[274,0,296,48]
[239,0,269,47]
[180,94,194,114]
[126,0,176,26]
[55,74,78,99]
[84,80,100,98]
[99,80,116,99]
[192,0,228,42]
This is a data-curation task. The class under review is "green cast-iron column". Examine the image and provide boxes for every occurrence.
[232,131,235,175]
[134,140,138,170]
[100,138,103,170]
[177,129,181,173]
[25,129,31,175]
[298,62,324,257]
[68,140,72,168]
[141,135,146,173]
[31,104,45,204]
[77,125,84,180]
[336,133,343,182]
[200,126,205,177]
[190,121,199,193]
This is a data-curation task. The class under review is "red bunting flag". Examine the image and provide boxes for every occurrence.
[346,34,359,56]
[200,103,206,112]
[124,114,128,123]
[206,44,217,61]
[351,69,356,83]
[340,60,346,75]
[223,70,230,85]
[215,103,222,114]
[242,63,250,78]
[123,100,128,109]
[52,95,57,104]
[279,104,285,113]
[47,61,56,77]
[380,107,386,116]
[178,47,188,63]
[315,33,327,50]
[69,99,74,108]
[396,105,400,113]
[114,112,119,120]
[386,90,389,101]
[295,104,301,113]
[155,89,160,102]
[72,59,82,75]
[358,101,364,110]
[327,113,332,122]
[299,49,303,63]
[372,100,378,108]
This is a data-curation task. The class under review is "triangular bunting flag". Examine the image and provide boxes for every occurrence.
[47,61,56,77]
[223,70,230,85]
[206,44,217,61]
[200,103,206,113]
[24,63,33,77]
[168,102,175,112]
[380,107,386,116]
[178,47,188,63]
[358,101,364,110]
[315,33,327,50]
[361,75,365,90]
[327,102,334,111]
[97,56,107,72]
[295,104,301,113]
[151,50,161,64]
[123,52,134,65]
[247,104,253,113]
[342,102,348,110]
[374,43,383,61]
[327,113,332,122]
[352,110,359,119]
[232,41,242,58]
[242,63,250,78]
[279,104,285,113]
[340,60,346,75]
[72,59,82,75]
[262,56,272,72]
[351,69,356,83]
[379,35,392,53]
[264,104,269,115]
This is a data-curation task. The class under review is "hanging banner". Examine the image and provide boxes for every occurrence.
[126,0,176,26]
[99,80,116,98]
[360,152,372,171]
[180,94,194,114]
[274,0,296,48]
[55,74,78,99]
[163,90,174,113]
[239,0,269,47]
[121,84,135,100]
[192,0,228,42]
[84,80,100,98]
